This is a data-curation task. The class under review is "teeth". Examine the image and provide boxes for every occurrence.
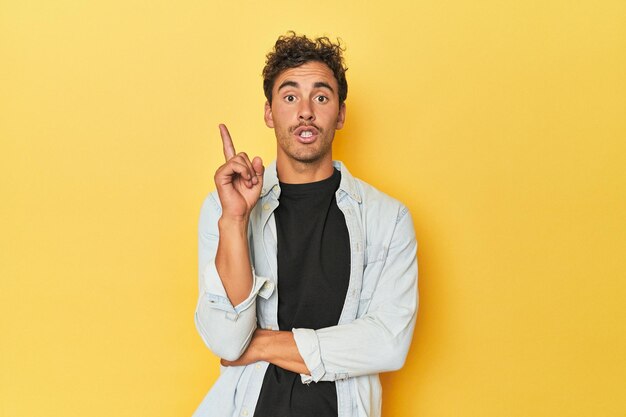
[300,131,313,138]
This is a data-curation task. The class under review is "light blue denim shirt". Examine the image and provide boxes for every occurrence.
[194,161,418,417]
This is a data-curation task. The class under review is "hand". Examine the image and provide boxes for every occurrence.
[220,329,267,367]
[214,124,264,221]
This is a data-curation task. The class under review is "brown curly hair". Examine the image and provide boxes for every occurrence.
[262,32,348,105]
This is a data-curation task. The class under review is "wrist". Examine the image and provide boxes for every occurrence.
[218,215,249,233]
[253,330,275,362]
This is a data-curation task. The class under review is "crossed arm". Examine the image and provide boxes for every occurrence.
[220,329,309,374]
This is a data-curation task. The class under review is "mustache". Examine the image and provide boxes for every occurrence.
[289,122,322,133]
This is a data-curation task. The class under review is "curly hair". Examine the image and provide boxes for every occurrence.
[262,32,348,105]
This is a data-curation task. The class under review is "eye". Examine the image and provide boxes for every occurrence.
[315,95,328,103]
[285,95,296,103]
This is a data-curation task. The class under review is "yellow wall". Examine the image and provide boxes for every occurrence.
[1,1,625,416]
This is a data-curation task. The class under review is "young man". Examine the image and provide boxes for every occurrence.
[194,33,418,417]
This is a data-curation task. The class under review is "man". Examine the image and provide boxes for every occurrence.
[194,33,418,417]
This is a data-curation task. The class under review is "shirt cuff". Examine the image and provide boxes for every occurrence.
[202,259,273,318]
[293,328,326,383]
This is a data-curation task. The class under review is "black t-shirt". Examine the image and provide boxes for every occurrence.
[253,168,350,417]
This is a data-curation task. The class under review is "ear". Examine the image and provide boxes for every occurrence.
[264,101,274,128]
[336,102,346,130]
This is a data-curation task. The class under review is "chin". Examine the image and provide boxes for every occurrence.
[290,152,324,164]
[278,139,332,165]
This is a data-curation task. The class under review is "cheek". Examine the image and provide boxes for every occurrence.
[274,109,294,127]
[321,108,340,125]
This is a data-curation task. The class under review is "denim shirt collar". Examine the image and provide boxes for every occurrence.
[260,160,362,204]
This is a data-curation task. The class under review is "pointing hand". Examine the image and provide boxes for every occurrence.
[213,124,264,222]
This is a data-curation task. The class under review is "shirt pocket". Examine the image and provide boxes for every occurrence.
[357,244,388,317]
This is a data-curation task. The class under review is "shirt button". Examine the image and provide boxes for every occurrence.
[266,326,273,330]
[255,364,261,370]
[241,409,248,416]
[263,204,270,211]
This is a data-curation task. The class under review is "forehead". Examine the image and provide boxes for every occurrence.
[273,61,338,91]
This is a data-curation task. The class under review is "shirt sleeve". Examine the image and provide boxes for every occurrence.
[292,206,418,383]
[194,193,273,362]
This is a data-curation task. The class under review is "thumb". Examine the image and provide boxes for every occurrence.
[252,156,264,178]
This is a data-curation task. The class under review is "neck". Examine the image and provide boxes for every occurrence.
[276,155,335,184]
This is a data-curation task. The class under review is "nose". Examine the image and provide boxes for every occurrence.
[298,101,315,123]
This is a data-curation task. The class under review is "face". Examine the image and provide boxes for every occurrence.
[264,61,346,166]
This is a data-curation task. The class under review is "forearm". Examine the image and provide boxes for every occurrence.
[196,194,263,361]
[261,330,309,375]
[221,330,310,375]
[215,217,253,306]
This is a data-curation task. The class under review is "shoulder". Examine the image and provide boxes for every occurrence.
[354,177,410,223]
[348,175,416,264]
[336,160,409,222]
[354,178,414,250]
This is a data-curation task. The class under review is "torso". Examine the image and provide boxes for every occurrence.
[253,168,350,417]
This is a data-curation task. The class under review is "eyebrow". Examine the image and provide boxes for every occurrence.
[277,80,335,93]
[314,82,335,93]
[277,81,299,91]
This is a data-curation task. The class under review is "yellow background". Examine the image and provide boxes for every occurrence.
[1,0,625,416]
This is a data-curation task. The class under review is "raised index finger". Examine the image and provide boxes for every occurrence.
[219,124,236,161]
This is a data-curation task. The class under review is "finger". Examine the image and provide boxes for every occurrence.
[219,124,236,161]
[221,357,244,367]
[252,156,264,185]
[235,152,257,186]
[252,156,264,177]
[235,152,254,173]
[231,154,255,188]
[215,160,253,186]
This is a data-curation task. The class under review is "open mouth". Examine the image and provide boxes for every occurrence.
[293,126,320,143]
